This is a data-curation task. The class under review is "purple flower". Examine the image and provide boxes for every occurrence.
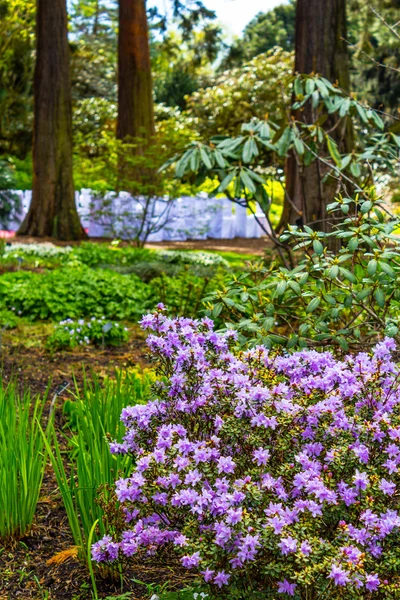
[181,552,201,569]
[201,568,215,583]
[300,540,312,556]
[253,447,270,466]
[214,571,231,587]
[365,573,380,591]
[91,535,119,562]
[380,478,396,495]
[217,456,236,474]
[328,564,351,586]
[226,507,243,525]
[279,536,297,555]
[278,580,297,596]
[353,470,369,491]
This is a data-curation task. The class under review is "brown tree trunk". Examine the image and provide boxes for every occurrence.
[117,0,154,144]
[280,0,352,232]
[18,0,85,241]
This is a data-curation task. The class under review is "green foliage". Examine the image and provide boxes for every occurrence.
[221,1,295,69]
[0,0,35,157]
[45,370,150,562]
[0,382,47,540]
[185,48,293,138]
[0,244,233,322]
[150,267,222,318]
[74,106,195,196]
[0,308,20,328]
[348,0,400,112]
[0,266,151,321]
[47,317,129,351]
[206,194,400,351]
[170,73,398,250]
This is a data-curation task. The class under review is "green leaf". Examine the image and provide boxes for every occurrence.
[268,334,287,344]
[287,335,299,349]
[329,265,339,279]
[294,137,305,156]
[379,262,395,278]
[361,201,373,214]
[306,297,321,313]
[242,138,253,163]
[367,259,377,276]
[276,280,287,296]
[355,103,369,124]
[350,162,361,178]
[374,287,385,308]
[339,97,351,117]
[305,78,316,94]
[348,237,359,251]
[217,171,236,193]
[327,202,340,212]
[199,147,212,169]
[370,111,384,130]
[337,337,349,351]
[288,281,301,294]
[294,78,303,97]
[313,240,324,255]
[275,127,292,157]
[327,137,342,167]
[240,170,256,194]
[324,294,336,305]
[214,150,226,169]
[339,267,357,283]
[343,295,353,308]
[312,90,320,108]
[259,122,270,138]
[356,288,372,300]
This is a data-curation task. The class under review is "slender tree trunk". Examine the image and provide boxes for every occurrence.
[117,0,154,144]
[279,0,352,232]
[18,0,85,240]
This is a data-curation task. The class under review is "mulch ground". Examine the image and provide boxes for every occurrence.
[0,332,191,600]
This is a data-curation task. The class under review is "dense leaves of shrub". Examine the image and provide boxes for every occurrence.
[93,309,400,599]
[205,194,400,351]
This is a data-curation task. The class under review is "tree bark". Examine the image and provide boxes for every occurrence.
[117,0,154,144]
[280,0,352,232]
[18,0,85,240]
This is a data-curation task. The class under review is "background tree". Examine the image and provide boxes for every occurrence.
[221,0,295,69]
[117,0,154,144]
[279,0,353,232]
[18,0,85,240]
[186,48,293,138]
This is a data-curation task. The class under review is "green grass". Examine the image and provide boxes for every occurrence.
[45,369,154,562]
[0,382,48,540]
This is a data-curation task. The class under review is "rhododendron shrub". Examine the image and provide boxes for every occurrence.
[93,308,400,598]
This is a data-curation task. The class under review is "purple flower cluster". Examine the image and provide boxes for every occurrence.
[92,309,400,596]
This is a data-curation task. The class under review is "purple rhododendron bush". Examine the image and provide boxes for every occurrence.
[92,308,400,598]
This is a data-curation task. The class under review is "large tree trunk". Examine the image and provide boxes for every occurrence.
[18,0,85,240]
[117,0,154,143]
[279,0,352,232]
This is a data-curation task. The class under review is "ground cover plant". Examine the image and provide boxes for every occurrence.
[93,308,400,599]
[47,317,129,350]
